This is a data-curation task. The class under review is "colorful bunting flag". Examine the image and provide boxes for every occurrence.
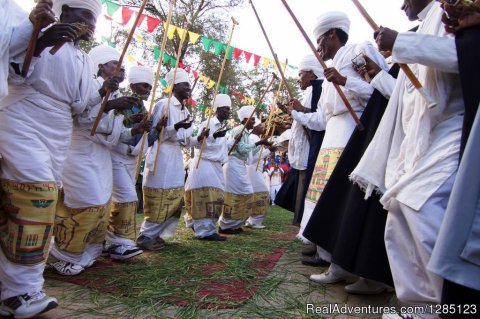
[201,37,213,52]
[121,7,133,26]
[147,16,161,32]
[105,1,121,16]
[188,31,200,44]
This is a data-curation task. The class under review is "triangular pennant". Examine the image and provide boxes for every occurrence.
[170,58,177,67]
[226,46,234,60]
[127,55,136,63]
[185,66,191,73]
[253,54,261,67]
[147,16,161,33]
[106,1,121,16]
[159,78,167,87]
[153,47,160,61]
[176,27,186,40]
[134,34,144,43]
[136,14,146,26]
[164,85,172,94]
[207,80,215,89]
[103,14,113,21]
[243,51,252,63]
[162,53,171,65]
[233,48,242,60]
[188,31,200,44]
[121,7,133,26]
[201,37,213,52]
[192,70,198,79]
[101,0,107,3]
[263,57,271,68]
[212,41,224,56]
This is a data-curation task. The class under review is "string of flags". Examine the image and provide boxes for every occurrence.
[99,0,298,71]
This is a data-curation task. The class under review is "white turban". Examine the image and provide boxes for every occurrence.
[89,45,120,74]
[313,11,350,40]
[53,0,102,19]
[298,54,324,80]
[237,105,255,122]
[213,94,231,112]
[165,68,190,86]
[128,66,154,86]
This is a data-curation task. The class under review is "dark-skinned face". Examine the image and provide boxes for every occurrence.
[243,118,255,130]
[252,123,265,135]
[297,70,317,90]
[130,82,152,99]
[60,5,97,41]
[173,82,191,102]
[401,0,432,21]
[98,61,124,81]
[216,106,231,122]
[316,29,335,61]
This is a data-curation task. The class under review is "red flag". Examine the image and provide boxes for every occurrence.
[146,16,161,32]
[192,70,198,79]
[121,7,133,26]
[136,14,146,26]
[243,51,252,63]
[253,54,261,67]
[233,48,243,60]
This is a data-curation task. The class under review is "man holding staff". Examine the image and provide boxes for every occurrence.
[137,68,193,251]
[0,0,102,316]
[184,94,231,241]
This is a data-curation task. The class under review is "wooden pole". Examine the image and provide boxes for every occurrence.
[250,0,294,100]
[22,20,43,77]
[279,0,364,131]
[228,73,278,155]
[134,0,176,182]
[350,0,436,108]
[91,0,150,136]
[152,19,190,175]
[195,17,239,169]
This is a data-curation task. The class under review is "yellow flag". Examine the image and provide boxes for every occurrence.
[207,80,215,89]
[164,85,172,94]
[134,34,144,43]
[163,22,176,40]
[176,27,186,40]
[188,31,200,44]
[127,55,136,63]
[263,57,271,68]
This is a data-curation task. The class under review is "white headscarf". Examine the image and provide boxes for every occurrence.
[165,68,190,86]
[88,45,120,75]
[128,66,154,86]
[298,54,324,80]
[237,105,255,122]
[213,94,231,112]
[313,11,350,40]
[53,0,102,19]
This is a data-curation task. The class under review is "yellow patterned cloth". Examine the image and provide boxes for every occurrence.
[184,187,224,220]
[143,186,183,224]
[0,179,57,265]
[222,193,253,221]
[53,194,111,254]
[306,148,344,203]
[108,201,137,240]
[250,192,269,217]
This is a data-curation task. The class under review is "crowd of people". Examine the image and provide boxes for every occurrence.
[0,0,479,318]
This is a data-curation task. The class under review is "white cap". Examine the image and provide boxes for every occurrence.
[53,0,102,19]
[213,94,231,112]
[298,54,324,80]
[88,45,120,74]
[237,105,255,122]
[165,68,190,86]
[128,66,154,86]
[313,11,350,40]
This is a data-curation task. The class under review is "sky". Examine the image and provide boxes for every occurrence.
[14,0,414,69]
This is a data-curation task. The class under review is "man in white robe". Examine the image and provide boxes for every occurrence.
[50,46,150,275]
[288,11,388,282]
[184,94,231,241]
[106,65,154,259]
[351,0,464,315]
[0,0,54,100]
[219,105,271,234]
[0,1,102,317]
[136,68,193,250]
[245,119,271,229]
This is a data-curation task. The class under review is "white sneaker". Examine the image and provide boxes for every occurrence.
[0,291,58,319]
[109,245,143,261]
[251,224,266,229]
[50,260,84,276]
[345,278,394,295]
[310,271,358,284]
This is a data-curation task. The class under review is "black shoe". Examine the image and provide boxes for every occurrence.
[219,228,241,234]
[301,256,330,267]
[234,227,244,232]
[301,245,317,257]
[199,233,227,241]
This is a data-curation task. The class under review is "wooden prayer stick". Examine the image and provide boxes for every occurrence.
[195,17,239,169]
[280,0,364,130]
[22,20,43,77]
[255,61,287,170]
[91,0,149,136]
[250,0,294,100]
[228,73,279,155]
[134,0,176,182]
[152,19,190,175]
[351,0,436,108]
